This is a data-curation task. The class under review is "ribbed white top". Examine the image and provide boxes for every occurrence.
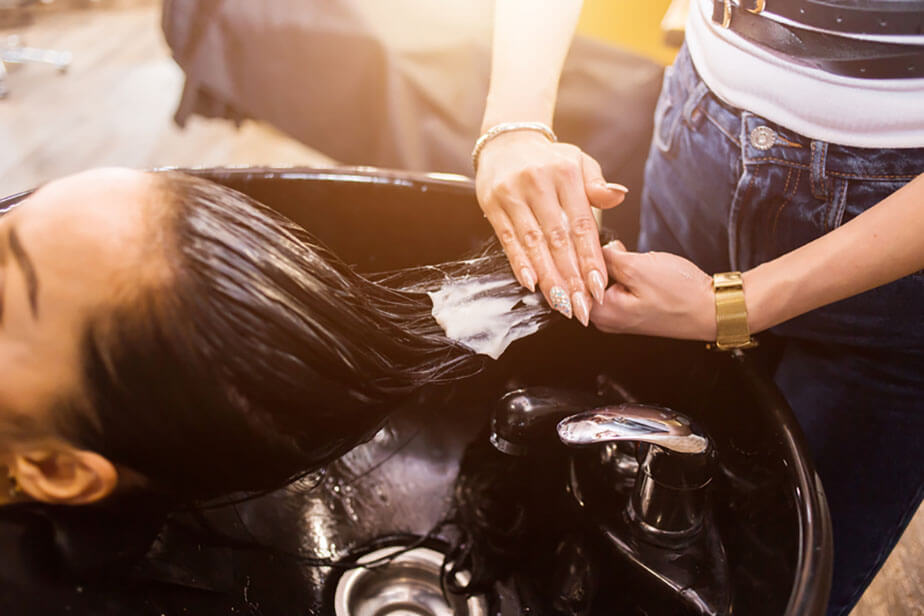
[686,0,924,148]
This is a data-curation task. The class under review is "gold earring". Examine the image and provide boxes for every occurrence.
[7,472,22,499]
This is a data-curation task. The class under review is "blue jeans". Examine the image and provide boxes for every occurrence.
[639,46,924,616]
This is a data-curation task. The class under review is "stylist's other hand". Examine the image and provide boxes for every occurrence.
[590,241,717,341]
[475,131,627,326]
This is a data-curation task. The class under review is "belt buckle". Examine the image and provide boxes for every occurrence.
[718,0,764,28]
[720,0,732,28]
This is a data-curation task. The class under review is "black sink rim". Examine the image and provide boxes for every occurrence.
[0,165,834,615]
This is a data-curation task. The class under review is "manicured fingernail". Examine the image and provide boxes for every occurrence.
[588,270,606,305]
[604,239,627,252]
[572,292,590,327]
[549,286,572,318]
[520,267,536,292]
[606,182,629,193]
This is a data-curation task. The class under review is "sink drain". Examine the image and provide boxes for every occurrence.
[333,545,488,616]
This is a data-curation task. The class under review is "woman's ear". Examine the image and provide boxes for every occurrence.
[11,447,118,505]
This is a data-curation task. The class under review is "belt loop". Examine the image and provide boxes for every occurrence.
[712,0,732,28]
[682,81,709,128]
[810,141,829,200]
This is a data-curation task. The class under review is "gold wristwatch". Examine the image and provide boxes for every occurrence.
[709,272,758,351]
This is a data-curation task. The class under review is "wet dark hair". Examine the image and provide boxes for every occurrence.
[58,172,554,501]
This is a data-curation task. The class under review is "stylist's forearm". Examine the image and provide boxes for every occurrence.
[481,0,585,130]
[743,173,924,332]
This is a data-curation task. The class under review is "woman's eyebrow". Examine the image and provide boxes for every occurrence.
[8,227,39,318]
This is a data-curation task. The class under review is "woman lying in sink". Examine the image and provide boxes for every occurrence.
[0,167,554,511]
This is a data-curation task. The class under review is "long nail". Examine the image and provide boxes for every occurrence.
[588,270,606,305]
[520,267,536,292]
[572,292,590,327]
[549,286,572,319]
[606,182,629,193]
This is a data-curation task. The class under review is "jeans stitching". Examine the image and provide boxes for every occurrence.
[774,134,804,148]
[653,93,680,155]
[748,156,809,168]
[826,179,849,232]
[821,143,828,185]
[729,171,755,271]
[683,82,709,129]
[747,162,918,180]
[811,141,821,199]
[652,69,672,154]
[828,171,920,180]
[771,167,798,241]
[701,107,740,147]
[811,141,829,200]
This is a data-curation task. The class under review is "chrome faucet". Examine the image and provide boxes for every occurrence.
[557,404,715,543]
[490,387,731,615]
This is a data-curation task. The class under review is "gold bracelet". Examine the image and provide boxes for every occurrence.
[709,272,758,351]
[471,121,557,173]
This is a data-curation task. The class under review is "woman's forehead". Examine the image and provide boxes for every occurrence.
[22,168,152,221]
[13,170,161,268]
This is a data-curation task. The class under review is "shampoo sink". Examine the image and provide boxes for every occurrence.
[0,167,832,615]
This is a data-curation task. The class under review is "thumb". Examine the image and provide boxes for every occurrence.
[603,239,627,252]
[602,240,634,282]
[582,153,628,210]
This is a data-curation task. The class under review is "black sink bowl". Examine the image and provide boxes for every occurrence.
[0,167,832,615]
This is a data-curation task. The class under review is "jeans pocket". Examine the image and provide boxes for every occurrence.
[770,174,924,347]
[841,177,909,227]
[652,66,683,155]
[842,177,924,282]
[770,175,852,257]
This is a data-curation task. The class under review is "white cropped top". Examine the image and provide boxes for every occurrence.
[685,0,924,148]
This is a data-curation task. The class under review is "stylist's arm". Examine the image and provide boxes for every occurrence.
[591,174,924,341]
[475,0,627,326]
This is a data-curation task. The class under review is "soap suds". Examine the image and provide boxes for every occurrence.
[428,275,549,359]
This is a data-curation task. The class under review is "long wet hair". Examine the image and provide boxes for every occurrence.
[57,172,555,502]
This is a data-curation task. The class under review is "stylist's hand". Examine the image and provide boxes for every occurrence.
[475,132,628,326]
[590,241,717,341]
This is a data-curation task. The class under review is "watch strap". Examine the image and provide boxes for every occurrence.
[710,272,758,351]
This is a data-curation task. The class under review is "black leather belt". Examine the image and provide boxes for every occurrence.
[751,0,924,36]
[712,0,924,79]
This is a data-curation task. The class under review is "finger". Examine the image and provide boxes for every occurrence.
[519,172,584,281]
[602,242,636,289]
[581,154,628,210]
[502,199,573,318]
[590,285,635,333]
[526,186,592,324]
[484,208,536,291]
[603,239,627,252]
[541,276,574,320]
[557,171,608,307]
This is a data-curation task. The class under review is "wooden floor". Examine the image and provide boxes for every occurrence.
[1,3,921,615]
[0,1,332,196]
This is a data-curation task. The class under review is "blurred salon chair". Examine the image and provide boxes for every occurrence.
[163,0,665,247]
[0,0,72,99]
[661,0,689,47]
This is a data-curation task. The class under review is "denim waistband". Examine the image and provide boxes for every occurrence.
[668,47,924,184]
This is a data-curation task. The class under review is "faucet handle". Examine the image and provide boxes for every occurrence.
[558,404,716,541]
[490,387,613,456]
[556,404,709,455]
